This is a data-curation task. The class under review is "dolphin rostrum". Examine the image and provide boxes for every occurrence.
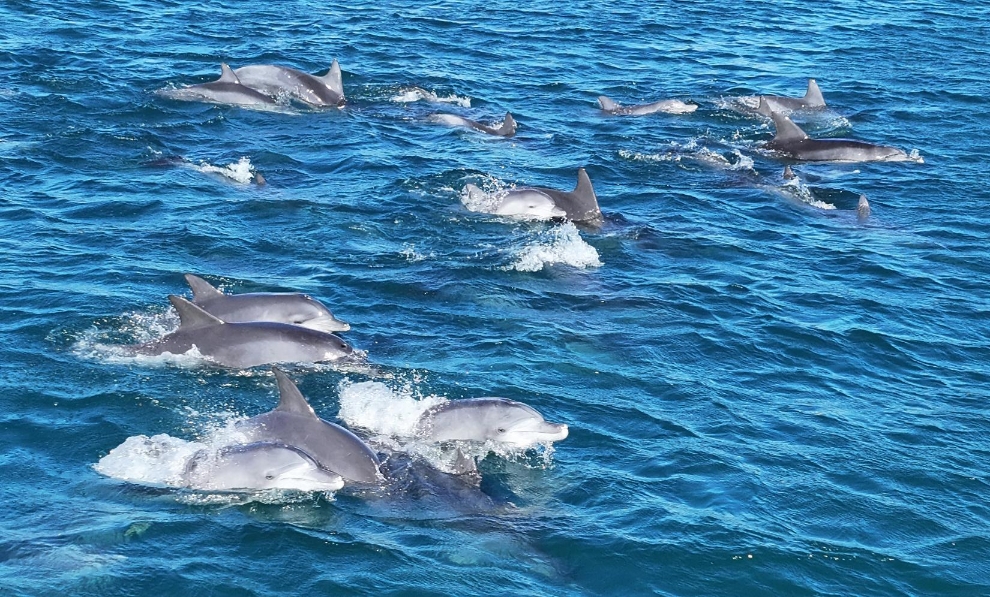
[764,111,919,163]
[235,368,382,484]
[181,442,345,492]
[132,296,353,368]
[755,79,826,116]
[429,112,517,137]
[598,95,697,115]
[184,274,350,333]
[415,398,569,448]
[234,59,345,107]
[157,63,278,108]
[462,168,602,224]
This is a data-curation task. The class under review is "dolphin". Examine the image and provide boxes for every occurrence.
[132,295,353,368]
[429,112,517,137]
[462,168,602,224]
[754,79,826,116]
[235,368,382,484]
[764,111,919,163]
[598,95,697,115]
[415,398,569,448]
[157,63,278,108]
[857,195,871,220]
[181,442,345,492]
[184,274,350,333]
[234,59,345,107]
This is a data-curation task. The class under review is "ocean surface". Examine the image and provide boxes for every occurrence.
[2,1,989,594]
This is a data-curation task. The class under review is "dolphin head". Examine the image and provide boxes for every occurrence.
[182,443,345,492]
[494,190,567,220]
[283,294,351,333]
[419,398,569,448]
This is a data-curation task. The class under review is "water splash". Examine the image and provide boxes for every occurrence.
[507,223,603,272]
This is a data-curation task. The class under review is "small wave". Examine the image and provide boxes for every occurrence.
[620,144,755,172]
[400,244,434,262]
[507,222,602,272]
[391,86,471,108]
[193,156,257,184]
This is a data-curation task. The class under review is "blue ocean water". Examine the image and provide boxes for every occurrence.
[2,0,989,594]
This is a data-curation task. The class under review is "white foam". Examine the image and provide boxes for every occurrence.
[400,244,434,262]
[193,156,257,184]
[94,434,206,487]
[338,380,447,437]
[391,87,471,107]
[507,222,603,272]
[619,144,755,172]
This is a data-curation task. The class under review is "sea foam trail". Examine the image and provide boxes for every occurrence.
[193,156,257,184]
[391,87,471,107]
[508,223,603,272]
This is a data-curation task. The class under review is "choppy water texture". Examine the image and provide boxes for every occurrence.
[2,1,989,595]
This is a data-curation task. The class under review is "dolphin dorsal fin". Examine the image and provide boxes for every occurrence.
[771,112,808,142]
[272,367,318,417]
[803,78,825,107]
[757,96,773,117]
[320,59,344,96]
[168,295,224,329]
[572,168,597,203]
[184,274,224,301]
[598,95,619,111]
[497,112,517,136]
[218,63,241,84]
[783,165,795,179]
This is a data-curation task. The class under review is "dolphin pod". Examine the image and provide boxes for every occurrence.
[160,60,345,108]
[184,273,351,333]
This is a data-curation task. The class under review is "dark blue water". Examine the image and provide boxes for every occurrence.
[2,1,989,594]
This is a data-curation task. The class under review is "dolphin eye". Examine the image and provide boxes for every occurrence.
[265,474,274,480]
[497,427,506,433]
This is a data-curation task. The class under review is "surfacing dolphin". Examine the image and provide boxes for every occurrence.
[765,111,921,163]
[236,368,382,484]
[415,398,569,448]
[857,195,871,221]
[753,78,826,116]
[598,95,697,115]
[429,112,517,137]
[158,63,278,108]
[462,168,602,224]
[132,295,353,368]
[234,59,345,107]
[184,274,350,333]
[181,442,345,492]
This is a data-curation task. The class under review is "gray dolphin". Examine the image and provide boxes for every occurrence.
[181,442,345,492]
[236,368,382,484]
[765,111,919,163]
[234,59,345,107]
[598,95,697,115]
[754,79,826,116]
[184,274,350,333]
[158,63,278,108]
[857,195,871,221]
[415,398,569,448]
[429,112,517,137]
[132,295,353,368]
[462,168,602,224]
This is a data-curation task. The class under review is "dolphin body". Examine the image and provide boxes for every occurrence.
[415,398,569,448]
[765,111,918,163]
[181,442,345,492]
[132,295,353,368]
[234,59,345,107]
[598,95,697,115]
[429,112,517,137]
[184,274,350,333]
[158,63,278,108]
[462,168,602,224]
[754,79,826,116]
[235,368,382,484]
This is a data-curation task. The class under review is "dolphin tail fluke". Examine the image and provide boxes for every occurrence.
[497,112,517,137]
[271,367,318,417]
[598,95,619,112]
[218,63,241,84]
[770,112,809,143]
[804,79,826,107]
[184,274,224,301]
[168,295,225,330]
[321,59,344,98]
